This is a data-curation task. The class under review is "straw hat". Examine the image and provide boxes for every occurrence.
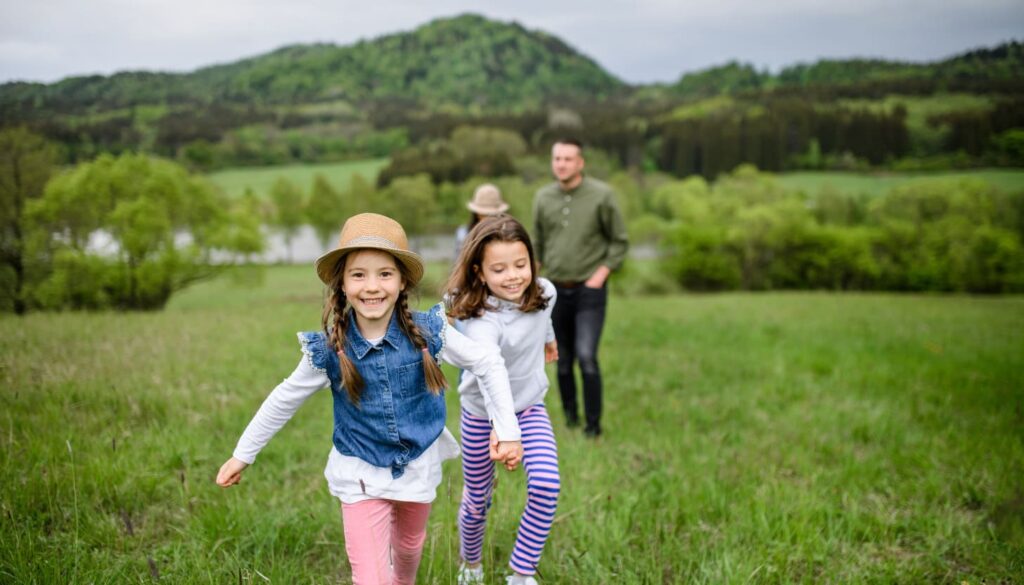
[314,213,424,287]
[466,183,509,215]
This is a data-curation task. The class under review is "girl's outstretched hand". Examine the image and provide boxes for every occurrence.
[216,457,249,488]
[544,341,558,364]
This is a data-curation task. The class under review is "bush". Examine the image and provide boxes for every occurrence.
[657,166,1024,293]
[609,259,681,296]
[662,226,741,291]
[961,225,1024,292]
[23,153,262,310]
[377,143,516,187]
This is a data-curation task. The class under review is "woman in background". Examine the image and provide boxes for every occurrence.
[454,183,509,257]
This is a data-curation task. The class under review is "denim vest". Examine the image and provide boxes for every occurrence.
[299,303,447,479]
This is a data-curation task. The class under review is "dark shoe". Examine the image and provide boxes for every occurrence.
[565,414,580,428]
[584,425,602,438]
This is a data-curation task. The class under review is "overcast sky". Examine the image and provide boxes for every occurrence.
[1,0,1021,86]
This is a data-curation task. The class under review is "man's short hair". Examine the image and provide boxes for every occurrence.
[554,137,583,152]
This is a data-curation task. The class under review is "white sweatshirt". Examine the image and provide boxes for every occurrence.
[456,277,557,416]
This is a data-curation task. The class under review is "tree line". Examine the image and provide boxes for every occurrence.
[643,166,1024,294]
[6,93,1023,178]
[1,18,1020,176]
[4,126,1022,313]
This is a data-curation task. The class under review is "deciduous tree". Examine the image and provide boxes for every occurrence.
[306,174,344,248]
[0,127,57,313]
[268,177,306,262]
[24,153,261,310]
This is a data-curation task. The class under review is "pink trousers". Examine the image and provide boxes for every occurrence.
[341,499,432,585]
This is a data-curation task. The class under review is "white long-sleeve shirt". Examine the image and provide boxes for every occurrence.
[231,321,520,504]
[456,278,557,416]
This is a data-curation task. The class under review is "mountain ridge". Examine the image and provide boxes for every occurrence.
[2,14,1020,116]
[0,13,626,113]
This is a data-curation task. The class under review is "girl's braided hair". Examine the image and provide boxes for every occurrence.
[321,253,447,406]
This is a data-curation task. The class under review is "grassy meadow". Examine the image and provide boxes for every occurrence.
[774,169,1024,198]
[203,157,1024,205]
[1,264,1022,583]
[207,159,389,198]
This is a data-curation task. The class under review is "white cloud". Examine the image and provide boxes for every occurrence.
[0,40,61,62]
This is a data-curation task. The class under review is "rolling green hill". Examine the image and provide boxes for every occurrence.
[665,41,1024,99]
[0,15,1020,176]
[0,14,624,115]
[3,17,1020,119]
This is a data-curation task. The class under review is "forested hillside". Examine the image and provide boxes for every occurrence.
[0,14,1021,176]
[0,14,622,115]
[666,42,1024,99]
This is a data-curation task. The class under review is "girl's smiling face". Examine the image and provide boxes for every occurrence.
[342,250,405,337]
[478,240,532,304]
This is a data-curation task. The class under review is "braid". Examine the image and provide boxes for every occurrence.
[397,292,448,394]
[321,267,364,404]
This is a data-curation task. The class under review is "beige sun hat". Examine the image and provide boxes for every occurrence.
[314,213,425,287]
[466,183,509,215]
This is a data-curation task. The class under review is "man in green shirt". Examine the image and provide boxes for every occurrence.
[532,138,629,437]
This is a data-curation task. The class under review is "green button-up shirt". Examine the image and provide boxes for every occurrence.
[532,176,629,282]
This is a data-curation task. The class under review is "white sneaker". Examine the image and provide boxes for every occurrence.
[458,564,484,585]
[506,574,539,585]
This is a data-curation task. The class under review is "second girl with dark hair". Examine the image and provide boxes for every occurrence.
[445,214,560,585]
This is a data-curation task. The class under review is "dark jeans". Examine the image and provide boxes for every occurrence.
[551,283,607,433]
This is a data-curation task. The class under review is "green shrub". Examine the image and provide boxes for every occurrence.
[23,153,261,310]
[609,259,681,296]
[657,167,1024,293]
[662,226,741,291]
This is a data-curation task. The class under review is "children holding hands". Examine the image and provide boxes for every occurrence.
[217,213,523,585]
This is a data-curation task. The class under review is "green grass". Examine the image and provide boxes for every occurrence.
[833,94,997,157]
[2,266,1022,583]
[776,169,1024,197]
[837,94,995,131]
[203,158,1024,205]
[206,159,388,198]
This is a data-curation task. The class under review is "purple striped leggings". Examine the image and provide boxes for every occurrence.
[459,404,560,576]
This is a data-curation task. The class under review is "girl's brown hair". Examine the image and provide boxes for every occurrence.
[445,214,549,320]
[321,254,447,405]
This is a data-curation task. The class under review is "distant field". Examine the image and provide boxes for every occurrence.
[838,93,994,130]
[775,169,1024,197]
[206,158,388,198]
[2,265,1021,582]
[206,159,1024,203]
